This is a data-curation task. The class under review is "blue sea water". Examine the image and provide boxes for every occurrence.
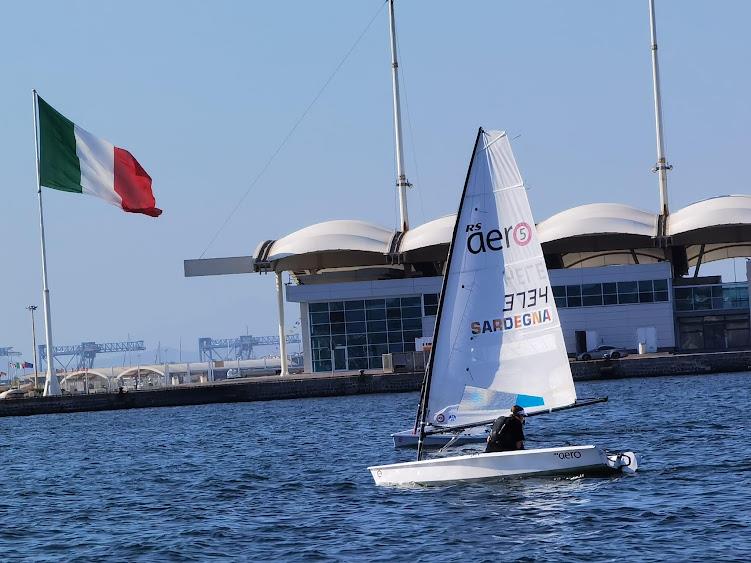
[1,372,750,561]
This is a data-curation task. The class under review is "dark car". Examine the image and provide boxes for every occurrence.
[576,345,630,361]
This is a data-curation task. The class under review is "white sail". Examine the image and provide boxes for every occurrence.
[424,129,576,427]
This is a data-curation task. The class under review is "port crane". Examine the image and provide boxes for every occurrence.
[0,346,22,358]
[0,347,22,377]
[39,340,146,371]
[199,334,301,362]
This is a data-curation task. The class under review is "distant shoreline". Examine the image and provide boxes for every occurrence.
[0,349,748,418]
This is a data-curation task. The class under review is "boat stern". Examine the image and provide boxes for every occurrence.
[605,450,639,474]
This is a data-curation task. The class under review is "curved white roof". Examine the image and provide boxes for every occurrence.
[266,220,393,262]
[400,215,455,253]
[668,195,751,236]
[536,203,657,243]
[253,195,751,273]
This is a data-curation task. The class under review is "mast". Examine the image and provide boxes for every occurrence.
[648,0,671,219]
[32,90,61,396]
[387,0,410,232]
[415,128,484,461]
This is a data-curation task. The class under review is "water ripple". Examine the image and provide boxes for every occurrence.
[0,372,750,560]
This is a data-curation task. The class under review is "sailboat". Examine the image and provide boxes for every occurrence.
[369,129,638,485]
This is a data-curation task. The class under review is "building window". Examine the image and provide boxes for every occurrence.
[677,313,750,351]
[672,283,749,312]
[423,293,439,316]
[677,317,703,350]
[309,297,424,372]
[693,287,712,310]
[617,281,638,304]
[582,283,603,307]
[553,285,566,308]
[603,282,618,305]
[566,285,582,308]
[654,279,669,302]
[674,287,692,310]
[638,280,654,303]
[551,279,670,309]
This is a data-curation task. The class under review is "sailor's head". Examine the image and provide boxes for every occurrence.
[511,405,526,419]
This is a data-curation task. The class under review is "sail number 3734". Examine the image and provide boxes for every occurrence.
[504,287,549,312]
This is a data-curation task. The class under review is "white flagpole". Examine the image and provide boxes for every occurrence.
[32,90,61,396]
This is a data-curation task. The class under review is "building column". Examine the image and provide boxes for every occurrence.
[276,271,289,376]
[300,302,312,373]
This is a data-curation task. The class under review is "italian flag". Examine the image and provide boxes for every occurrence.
[37,95,162,217]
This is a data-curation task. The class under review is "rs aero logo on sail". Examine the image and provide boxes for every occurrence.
[465,222,532,254]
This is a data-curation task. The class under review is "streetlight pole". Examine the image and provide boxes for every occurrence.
[26,305,39,391]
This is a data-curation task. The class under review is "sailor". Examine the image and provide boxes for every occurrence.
[485,405,526,453]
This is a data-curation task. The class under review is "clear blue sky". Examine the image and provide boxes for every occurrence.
[1,1,749,364]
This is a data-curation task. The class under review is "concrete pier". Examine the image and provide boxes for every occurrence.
[571,349,751,380]
[0,370,421,418]
[0,350,749,418]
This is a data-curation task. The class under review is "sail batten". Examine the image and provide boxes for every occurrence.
[422,129,576,429]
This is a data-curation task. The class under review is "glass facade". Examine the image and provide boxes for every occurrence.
[423,293,439,316]
[309,295,435,373]
[673,283,749,312]
[553,279,669,309]
[677,314,750,350]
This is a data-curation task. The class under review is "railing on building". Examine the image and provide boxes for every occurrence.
[673,282,749,312]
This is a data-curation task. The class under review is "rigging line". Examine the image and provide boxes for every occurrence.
[198,0,388,258]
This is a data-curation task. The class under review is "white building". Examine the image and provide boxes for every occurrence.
[243,197,751,373]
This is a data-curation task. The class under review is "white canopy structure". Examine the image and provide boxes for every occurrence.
[252,195,751,279]
[254,220,395,273]
[667,195,751,269]
[536,203,663,269]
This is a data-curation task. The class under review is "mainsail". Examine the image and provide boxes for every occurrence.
[421,129,576,429]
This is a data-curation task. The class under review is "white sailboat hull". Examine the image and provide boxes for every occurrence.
[391,428,489,448]
[369,445,638,486]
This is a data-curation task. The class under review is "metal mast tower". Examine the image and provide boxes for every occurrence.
[388,0,411,232]
[649,0,672,222]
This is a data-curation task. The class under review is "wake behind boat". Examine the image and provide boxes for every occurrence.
[370,128,639,486]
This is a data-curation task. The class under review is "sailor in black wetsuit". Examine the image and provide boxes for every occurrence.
[485,405,526,453]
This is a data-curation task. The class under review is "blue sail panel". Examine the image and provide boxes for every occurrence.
[514,394,545,408]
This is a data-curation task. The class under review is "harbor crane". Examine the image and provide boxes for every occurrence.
[199,334,301,362]
[0,346,22,358]
[1,346,22,375]
[39,340,146,371]
[0,346,22,381]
